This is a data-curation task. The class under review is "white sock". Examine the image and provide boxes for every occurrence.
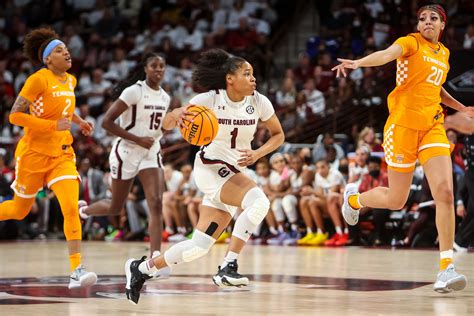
[440,249,453,260]
[290,223,298,232]
[152,250,161,258]
[165,226,174,234]
[221,251,239,269]
[335,226,343,235]
[344,227,348,234]
[306,227,313,234]
[139,258,158,275]
[277,225,285,233]
[316,228,323,234]
[269,226,278,235]
[177,227,186,234]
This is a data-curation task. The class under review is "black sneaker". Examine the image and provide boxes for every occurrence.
[125,256,151,304]
[212,260,249,288]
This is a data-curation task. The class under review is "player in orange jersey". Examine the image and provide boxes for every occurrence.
[0,28,97,289]
[332,4,474,293]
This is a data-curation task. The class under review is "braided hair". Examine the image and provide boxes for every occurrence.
[111,52,164,100]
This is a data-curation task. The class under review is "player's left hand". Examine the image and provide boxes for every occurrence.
[237,149,259,167]
[80,120,94,136]
[461,106,474,118]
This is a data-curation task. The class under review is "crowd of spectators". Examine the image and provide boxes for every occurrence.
[0,0,473,250]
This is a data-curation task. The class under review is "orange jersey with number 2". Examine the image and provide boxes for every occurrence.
[387,32,450,130]
[18,68,76,157]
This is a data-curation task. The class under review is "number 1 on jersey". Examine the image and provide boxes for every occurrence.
[230,128,238,149]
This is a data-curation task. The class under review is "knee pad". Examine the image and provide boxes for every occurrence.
[247,197,270,225]
[241,187,270,225]
[164,229,215,265]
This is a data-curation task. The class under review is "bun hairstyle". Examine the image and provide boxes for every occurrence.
[192,49,246,91]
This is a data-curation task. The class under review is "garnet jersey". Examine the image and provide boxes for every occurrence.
[118,80,171,153]
[18,68,76,157]
[388,32,450,130]
[190,89,274,169]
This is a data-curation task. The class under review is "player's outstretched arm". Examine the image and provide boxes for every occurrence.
[444,112,474,134]
[332,44,403,77]
[441,87,474,117]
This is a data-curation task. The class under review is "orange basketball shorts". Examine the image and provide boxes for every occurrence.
[382,117,451,173]
[11,146,80,198]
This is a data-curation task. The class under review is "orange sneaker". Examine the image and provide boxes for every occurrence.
[324,233,341,246]
[334,233,349,246]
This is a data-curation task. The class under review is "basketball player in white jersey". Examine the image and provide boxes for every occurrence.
[78,53,190,265]
[124,49,285,305]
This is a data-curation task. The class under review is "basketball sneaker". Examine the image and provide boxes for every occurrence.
[212,260,249,288]
[433,264,467,293]
[297,232,317,245]
[341,183,360,225]
[78,200,89,220]
[125,256,151,304]
[68,265,98,289]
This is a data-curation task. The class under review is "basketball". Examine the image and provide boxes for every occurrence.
[180,105,219,146]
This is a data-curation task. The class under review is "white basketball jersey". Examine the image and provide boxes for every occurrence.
[117,80,171,152]
[190,89,274,169]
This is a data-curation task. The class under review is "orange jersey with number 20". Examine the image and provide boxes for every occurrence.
[387,32,450,130]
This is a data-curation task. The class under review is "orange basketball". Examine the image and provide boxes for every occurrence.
[180,105,219,146]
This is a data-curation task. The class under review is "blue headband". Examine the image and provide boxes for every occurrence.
[42,39,64,64]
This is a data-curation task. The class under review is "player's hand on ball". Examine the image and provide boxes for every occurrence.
[80,120,94,136]
[173,106,194,129]
[237,149,258,167]
[331,58,360,78]
[136,136,154,149]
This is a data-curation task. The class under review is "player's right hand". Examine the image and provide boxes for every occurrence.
[136,136,154,149]
[56,117,72,131]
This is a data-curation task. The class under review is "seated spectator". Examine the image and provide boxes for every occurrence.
[302,78,325,117]
[358,126,383,152]
[312,133,345,163]
[275,77,297,109]
[348,145,369,187]
[353,156,390,246]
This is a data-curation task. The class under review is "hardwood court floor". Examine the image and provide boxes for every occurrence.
[0,241,472,315]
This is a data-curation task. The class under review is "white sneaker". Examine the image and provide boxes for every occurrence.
[453,242,468,253]
[341,183,360,226]
[68,264,97,289]
[168,233,187,242]
[149,251,171,280]
[433,264,467,293]
[78,200,89,220]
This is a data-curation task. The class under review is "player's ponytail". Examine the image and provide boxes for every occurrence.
[23,27,60,67]
[192,49,246,91]
[111,52,164,100]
